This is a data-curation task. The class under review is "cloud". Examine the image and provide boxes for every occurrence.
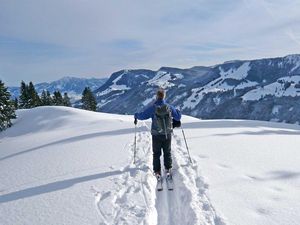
[1,0,300,85]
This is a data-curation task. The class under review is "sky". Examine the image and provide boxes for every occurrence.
[1,0,300,86]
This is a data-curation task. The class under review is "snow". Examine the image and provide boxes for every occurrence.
[235,80,258,90]
[242,75,300,101]
[96,71,130,97]
[1,107,300,225]
[183,62,254,110]
[272,105,282,115]
[219,62,251,80]
[147,71,183,89]
[285,55,300,72]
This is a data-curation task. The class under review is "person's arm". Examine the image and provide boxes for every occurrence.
[134,105,154,120]
[170,105,181,121]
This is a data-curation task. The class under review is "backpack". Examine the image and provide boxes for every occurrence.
[154,104,173,138]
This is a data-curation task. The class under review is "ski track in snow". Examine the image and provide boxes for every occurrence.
[169,134,226,225]
[91,123,225,225]
[91,129,156,225]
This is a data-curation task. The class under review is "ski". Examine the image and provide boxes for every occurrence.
[165,173,174,191]
[156,175,163,191]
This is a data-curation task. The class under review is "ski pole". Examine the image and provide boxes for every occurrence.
[133,124,137,164]
[181,126,193,164]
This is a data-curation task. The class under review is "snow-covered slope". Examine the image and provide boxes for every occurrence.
[1,107,300,225]
[93,54,300,124]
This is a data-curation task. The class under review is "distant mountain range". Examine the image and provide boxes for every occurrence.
[8,54,300,124]
[93,54,300,124]
[8,77,108,102]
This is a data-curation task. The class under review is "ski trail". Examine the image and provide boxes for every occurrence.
[91,122,226,225]
[170,132,226,225]
[91,127,157,225]
[155,152,199,225]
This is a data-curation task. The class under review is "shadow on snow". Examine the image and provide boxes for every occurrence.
[0,166,148,203]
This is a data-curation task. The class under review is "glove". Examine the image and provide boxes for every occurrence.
[172,119,181,128]
[134,118,137,125]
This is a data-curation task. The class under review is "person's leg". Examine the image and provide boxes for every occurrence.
[162,135,172,171]
[152,135,162,174]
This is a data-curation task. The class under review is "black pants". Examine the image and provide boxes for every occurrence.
[152,134,172,174]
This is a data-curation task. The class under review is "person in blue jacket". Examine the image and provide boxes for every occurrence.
[134,88,181,178]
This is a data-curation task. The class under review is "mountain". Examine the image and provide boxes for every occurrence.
[1,106,299,225]
[94,54,300,124]
[8,76,108,102]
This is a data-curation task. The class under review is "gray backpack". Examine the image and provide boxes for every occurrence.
[154,104,173,138]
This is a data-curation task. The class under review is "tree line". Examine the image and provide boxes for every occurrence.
[0,80,97,131]
[18,81,72,108]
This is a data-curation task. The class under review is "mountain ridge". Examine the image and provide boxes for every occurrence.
[92,54,300,124]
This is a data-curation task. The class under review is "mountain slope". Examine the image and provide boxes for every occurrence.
[1,107,299,225]
[94,54,300,124]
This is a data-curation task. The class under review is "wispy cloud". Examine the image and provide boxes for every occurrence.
[1,0,300,85]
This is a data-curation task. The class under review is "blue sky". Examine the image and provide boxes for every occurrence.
[1,0,300,86]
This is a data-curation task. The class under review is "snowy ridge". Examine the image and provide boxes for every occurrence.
[96,71,131,97]
[285,55,300,72]
[183,62,253,110]
[242,75,300,101]
[147,71,184,89]
[92,54,300,124]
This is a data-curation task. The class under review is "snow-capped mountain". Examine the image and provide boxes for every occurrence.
[94,54,300,124]
[8,76,108,102]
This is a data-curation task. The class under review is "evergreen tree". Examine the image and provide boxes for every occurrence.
[0,80,16,131]
[19,81,29,108]
[14,98,18,110]
[63,92,71,107]
[28,81,40,107]
[53,91,63,106]
[40,90,48,106]
[46,90,53,105]
[81,87,97,111]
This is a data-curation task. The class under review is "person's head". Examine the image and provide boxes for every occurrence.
[156,88,165,100]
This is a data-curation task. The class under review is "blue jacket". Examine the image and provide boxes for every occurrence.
[134,99,181,135]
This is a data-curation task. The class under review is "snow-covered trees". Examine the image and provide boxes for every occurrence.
[0,80,16,131]
[81,87,97,111]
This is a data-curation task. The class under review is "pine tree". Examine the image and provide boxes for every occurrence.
[14,98,18,110]
[28,81,40,107]
[19,81,29,108]
[63,92,71,107]
[40,90,48,106]
[81,87,97,111]
[0,80,16,131]
[46,90,53,105]
[53,91,63,106]
[40,90,53,106]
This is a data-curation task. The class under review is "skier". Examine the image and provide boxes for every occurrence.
[134,88,181,183]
